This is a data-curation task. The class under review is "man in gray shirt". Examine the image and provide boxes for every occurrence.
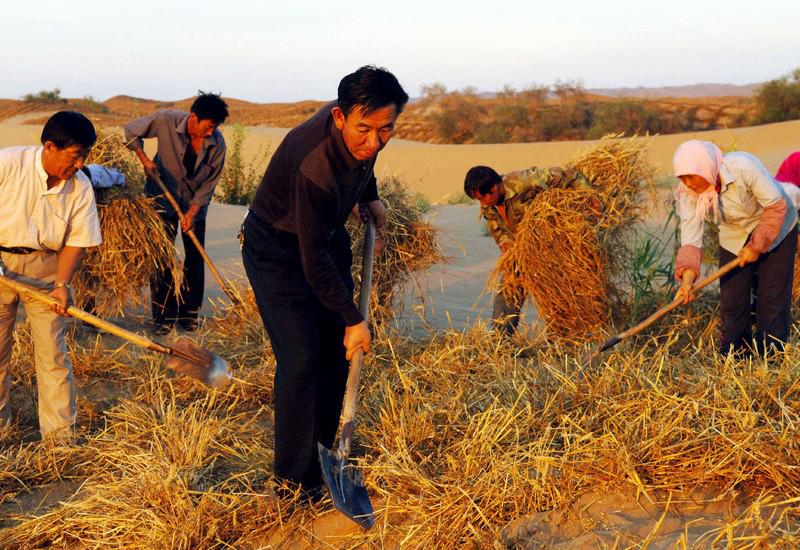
[124,92,228,333]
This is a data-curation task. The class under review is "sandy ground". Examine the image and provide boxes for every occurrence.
[227,119,800,204]
[3,112,800,203]
[2,115,799,544]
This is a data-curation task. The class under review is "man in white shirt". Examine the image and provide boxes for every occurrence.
[0,111,102,439]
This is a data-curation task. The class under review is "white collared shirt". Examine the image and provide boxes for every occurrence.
[0,146,102,251]
[678,152,797,255]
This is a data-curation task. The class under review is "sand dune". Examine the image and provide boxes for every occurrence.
[228,119,800,203]
[2,113,798,203]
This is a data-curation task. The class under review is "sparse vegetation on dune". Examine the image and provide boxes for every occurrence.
[2,73,783,144]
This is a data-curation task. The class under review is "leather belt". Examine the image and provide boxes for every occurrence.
[0,245,37,254]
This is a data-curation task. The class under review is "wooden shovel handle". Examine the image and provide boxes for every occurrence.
[146,169,241,305]
[337,216,375,458]
[0,274,170,355]
[582,257,740,365]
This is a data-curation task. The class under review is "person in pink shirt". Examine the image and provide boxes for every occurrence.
[775,152,800,187]
[673,140,797,356]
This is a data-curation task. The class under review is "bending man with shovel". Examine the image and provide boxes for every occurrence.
[242,66,408,507]
[0,112,101,439]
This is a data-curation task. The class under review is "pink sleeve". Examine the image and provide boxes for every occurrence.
[749,199,788,253]
[675,245,701,280]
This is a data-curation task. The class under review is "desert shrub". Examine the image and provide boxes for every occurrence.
[446,192,473,206]
[215,124,270,205]
[412,191,431,213]
[532,82,594,141]
[427,87,486,144]
[21,88,65,103]
[73,95,110,114]
[755,68,800,124]
[587,100,683,139]
[475,100,532,144]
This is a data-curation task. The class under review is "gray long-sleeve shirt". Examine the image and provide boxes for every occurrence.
[124,110,226,220]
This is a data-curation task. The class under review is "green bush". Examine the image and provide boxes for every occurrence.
[21,88,66,103]
[587,100,684,139]
[412,192,431,213]
[755,68,800,124]
[215,125,271,205]
[73,95,110,114]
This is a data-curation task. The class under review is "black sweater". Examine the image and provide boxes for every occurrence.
[250,102,378,325]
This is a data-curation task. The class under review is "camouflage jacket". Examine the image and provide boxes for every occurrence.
[482,166,590,248]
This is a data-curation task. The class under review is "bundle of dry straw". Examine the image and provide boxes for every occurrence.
[346,174,442,322]
[498,134,654,338]
[73,128,181,316]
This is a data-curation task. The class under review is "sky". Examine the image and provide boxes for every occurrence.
[2,0,798,103]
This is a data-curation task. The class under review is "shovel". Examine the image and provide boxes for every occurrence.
[582,257,740,366]
[0,272,232,389]
[317,215,376,530]
[146,168,242,306]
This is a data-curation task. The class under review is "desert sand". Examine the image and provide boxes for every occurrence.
[3,113,800,203]
[2,114,799,546]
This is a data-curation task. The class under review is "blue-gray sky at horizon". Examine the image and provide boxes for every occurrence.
[2,0,798,102]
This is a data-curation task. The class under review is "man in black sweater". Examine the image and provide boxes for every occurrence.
[242,66,408,496]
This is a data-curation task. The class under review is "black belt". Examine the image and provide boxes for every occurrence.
[0,245,37,254]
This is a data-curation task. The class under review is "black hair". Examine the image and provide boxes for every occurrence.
[40,111,96,149]
[464,165,502,198]
[337,65,409,117]
[190,91,229,124]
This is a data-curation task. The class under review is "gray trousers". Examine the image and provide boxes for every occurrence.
[0,251,76,438]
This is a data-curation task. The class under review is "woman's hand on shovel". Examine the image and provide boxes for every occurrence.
[675,268,698,305]
[344,320,370,360]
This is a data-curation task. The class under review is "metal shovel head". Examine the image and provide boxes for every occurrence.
[317,442,375,529]
[166,337,233,389]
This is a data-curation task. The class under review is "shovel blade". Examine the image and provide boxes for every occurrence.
[166,337,233,388]
[317,443,375,529]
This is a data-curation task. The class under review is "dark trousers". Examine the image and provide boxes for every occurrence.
[241,212,352,490]
[718,225,797,355]
[492,276,526,336]
[151,214,206,327]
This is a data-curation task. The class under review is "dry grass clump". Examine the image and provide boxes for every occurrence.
[498,134,655,338]
[85,127,145,193]
[354,326,800,547]
[72,196,182,317]
[3,285,799,547]
[72,127,181,317]
[346,174,443,322]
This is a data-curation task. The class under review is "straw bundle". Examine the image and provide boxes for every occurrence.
[497,188,609,337]
[72,196,182,317]
[85,127,145,193]
[72,127,181,316]
[498,134,654,338]
[346,174,442,322]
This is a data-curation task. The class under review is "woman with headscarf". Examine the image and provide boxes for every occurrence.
[673,140,798,356]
